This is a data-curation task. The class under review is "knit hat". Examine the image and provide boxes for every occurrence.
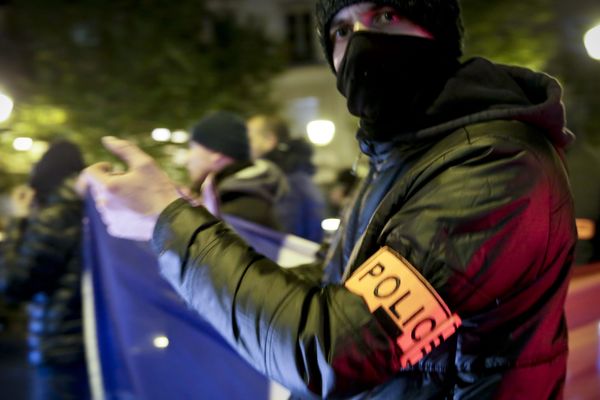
[29,139,85,203]
[316,0,464,70]
[191,111,251,161]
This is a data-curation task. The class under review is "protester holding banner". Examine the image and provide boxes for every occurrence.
[83,1,576,398]
[0,140,90,400]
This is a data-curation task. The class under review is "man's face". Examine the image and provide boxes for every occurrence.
[329,2,433,72]
[186,142,221,185]
[247,116,277,160]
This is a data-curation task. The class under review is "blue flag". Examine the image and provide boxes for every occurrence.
[82,199,320,399]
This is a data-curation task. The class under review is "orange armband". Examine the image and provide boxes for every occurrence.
[345,247,461,368]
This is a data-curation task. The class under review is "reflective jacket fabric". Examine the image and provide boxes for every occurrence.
[151,59,576,399]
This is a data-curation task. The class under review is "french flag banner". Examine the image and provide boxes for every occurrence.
[82,200,320,400]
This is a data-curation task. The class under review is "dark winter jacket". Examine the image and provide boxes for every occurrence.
[214,159,288,231]
[151,58,576,399]
[0,180,84,366]
[264,139,326,242]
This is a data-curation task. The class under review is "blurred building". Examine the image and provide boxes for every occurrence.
[208,0,360,184]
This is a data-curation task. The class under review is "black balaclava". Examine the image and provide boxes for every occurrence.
[316,0,464,141]
[337,32,459,141]
[316,0,464,71]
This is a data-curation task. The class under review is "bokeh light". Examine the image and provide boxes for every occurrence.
[12,137,33,152]
[152,128,172,142]
[0,93,14,123]
[152,336,170,349]
[584,24,600,60]
[307,120,335,146]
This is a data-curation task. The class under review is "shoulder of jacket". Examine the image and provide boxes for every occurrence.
[418,121,558,170]
[375,121,555,212]
[460,121,555,154]
[229,160,282,180]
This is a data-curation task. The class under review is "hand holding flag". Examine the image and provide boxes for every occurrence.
[82,137,181,241]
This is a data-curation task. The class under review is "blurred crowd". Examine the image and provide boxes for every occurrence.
[0,112,359,399]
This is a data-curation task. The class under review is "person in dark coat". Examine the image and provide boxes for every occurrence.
[247,115,325,242]
[0,140,89,400]
[83,1,576,398]
[186,111,288,231]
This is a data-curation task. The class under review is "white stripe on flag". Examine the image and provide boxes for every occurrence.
[82,269,106,400]
[270,381,291,400]
[278,235,321,268]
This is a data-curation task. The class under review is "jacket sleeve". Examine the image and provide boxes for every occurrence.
[153,200,404,398]
[151,133,574,398]
[0,184,83,301]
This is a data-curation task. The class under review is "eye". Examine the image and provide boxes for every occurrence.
[373,9,402,26]
[330,24,352,43]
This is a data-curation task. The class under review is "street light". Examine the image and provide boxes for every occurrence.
[13,137,34,152]
[307,120,336,146]
[0,92,14,123]
[171,130,190,144]
[584,24,600,61]
[152,128,171,142]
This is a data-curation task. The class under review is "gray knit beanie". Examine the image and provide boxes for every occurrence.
[316,0,464,69]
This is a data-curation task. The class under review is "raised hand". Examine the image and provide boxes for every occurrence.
[83,137,182,241]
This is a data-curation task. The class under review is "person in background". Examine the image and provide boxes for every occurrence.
[0,140,89,400]
[186,111,288,231]
[247,115,325,242]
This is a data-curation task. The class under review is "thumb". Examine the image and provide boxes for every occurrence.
[102,136,152,169]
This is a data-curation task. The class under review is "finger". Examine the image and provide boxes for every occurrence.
[102,136,153,169]
[83,162,114,187]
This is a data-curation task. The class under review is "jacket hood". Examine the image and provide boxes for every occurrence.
[216,160,288,204]
[415,57,574,147]
[263,139,316,175]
